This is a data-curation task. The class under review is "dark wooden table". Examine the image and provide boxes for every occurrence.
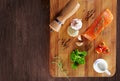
[0,0,119,81]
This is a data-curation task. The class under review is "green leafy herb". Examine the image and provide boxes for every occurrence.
[70,49,87,69]
[71,62,79,69]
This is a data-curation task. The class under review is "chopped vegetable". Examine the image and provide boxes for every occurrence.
[95,42,110,54]
[70,49,87,69]
[82,9,113,41]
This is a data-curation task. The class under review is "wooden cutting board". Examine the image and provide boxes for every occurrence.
[49,0,117,77]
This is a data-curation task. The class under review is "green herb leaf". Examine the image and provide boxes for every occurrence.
[70,49,87,69]
[71,63,78,69]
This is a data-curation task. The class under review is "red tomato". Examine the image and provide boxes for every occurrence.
[96,42,110,54]
[98,42,105,48]
[96,47,103,54]
[102,47,109,54]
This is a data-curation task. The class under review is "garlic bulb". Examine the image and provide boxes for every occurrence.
[71,19,82,30]
[67,19,82,37]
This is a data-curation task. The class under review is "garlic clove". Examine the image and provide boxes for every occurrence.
[76,42,84,46]
[78,35,82,41]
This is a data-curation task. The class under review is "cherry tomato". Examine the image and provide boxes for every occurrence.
[98,42,105,48]
[103,48,109,54]
[96,42,110,54]
[96,47,103,54]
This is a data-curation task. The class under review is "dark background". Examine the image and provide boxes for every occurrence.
[0,0,119,81]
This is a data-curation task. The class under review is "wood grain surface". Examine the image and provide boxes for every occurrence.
[50,0,117,77]
[0,0,120,81]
